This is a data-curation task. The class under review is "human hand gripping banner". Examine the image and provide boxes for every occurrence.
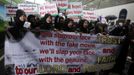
[5,31,123,75]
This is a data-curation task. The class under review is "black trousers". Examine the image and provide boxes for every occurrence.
[128,62,134,75]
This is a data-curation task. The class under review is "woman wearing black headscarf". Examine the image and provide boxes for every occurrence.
[63,18,75,32]
[39,14,53,30]
[27,15,37,29]
[55,16,65,30]
[78,19,93,34]
[7,9,27,41]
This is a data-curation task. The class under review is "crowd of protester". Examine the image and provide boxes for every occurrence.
[6,9,134,75]
[7,10,134,37]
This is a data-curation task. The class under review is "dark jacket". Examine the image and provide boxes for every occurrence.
[6,10,27,41]
[109,25,123,36]
[55,16,64,30]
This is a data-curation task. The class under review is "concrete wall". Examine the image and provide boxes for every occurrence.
[94,3,134,21]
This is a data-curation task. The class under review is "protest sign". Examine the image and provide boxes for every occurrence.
[39,3,58,17]
[67,2,83,17]
[51,0,68,10]
[82,10,97,21]
[6,5,18,16]
[5,31,123,74]
[18,3,38,14]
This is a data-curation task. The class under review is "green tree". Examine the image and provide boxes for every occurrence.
[13,0,25,4]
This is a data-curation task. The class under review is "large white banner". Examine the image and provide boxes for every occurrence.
[18,3,38,14]
[5,31,122,74]
[67,2,83,17]
[51,0,68,10]
[39,3,58,17]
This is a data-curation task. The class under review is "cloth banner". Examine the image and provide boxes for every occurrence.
[5,31,123,74]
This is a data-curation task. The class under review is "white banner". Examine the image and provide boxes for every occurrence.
[51,0,68,10]
[82,10,97,21]
[18,3,38,14]
[6,5,18,16]
[39,3,58,17]
[68,2,82,10]
[5,31,123,74]
[67,2,83,17]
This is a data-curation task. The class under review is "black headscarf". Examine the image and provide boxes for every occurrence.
[78,19,90,33]
[27,15,37,29]
[63,18,75,32]
[7,9,27,41]
[55,16,65,30]
[40,14,53,30]
[14,9,26,29]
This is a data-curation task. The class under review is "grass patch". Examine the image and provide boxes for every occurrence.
[0,19,7,32]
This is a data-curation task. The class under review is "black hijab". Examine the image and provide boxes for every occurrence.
[14,9,26,29]
[40,14,53,30]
